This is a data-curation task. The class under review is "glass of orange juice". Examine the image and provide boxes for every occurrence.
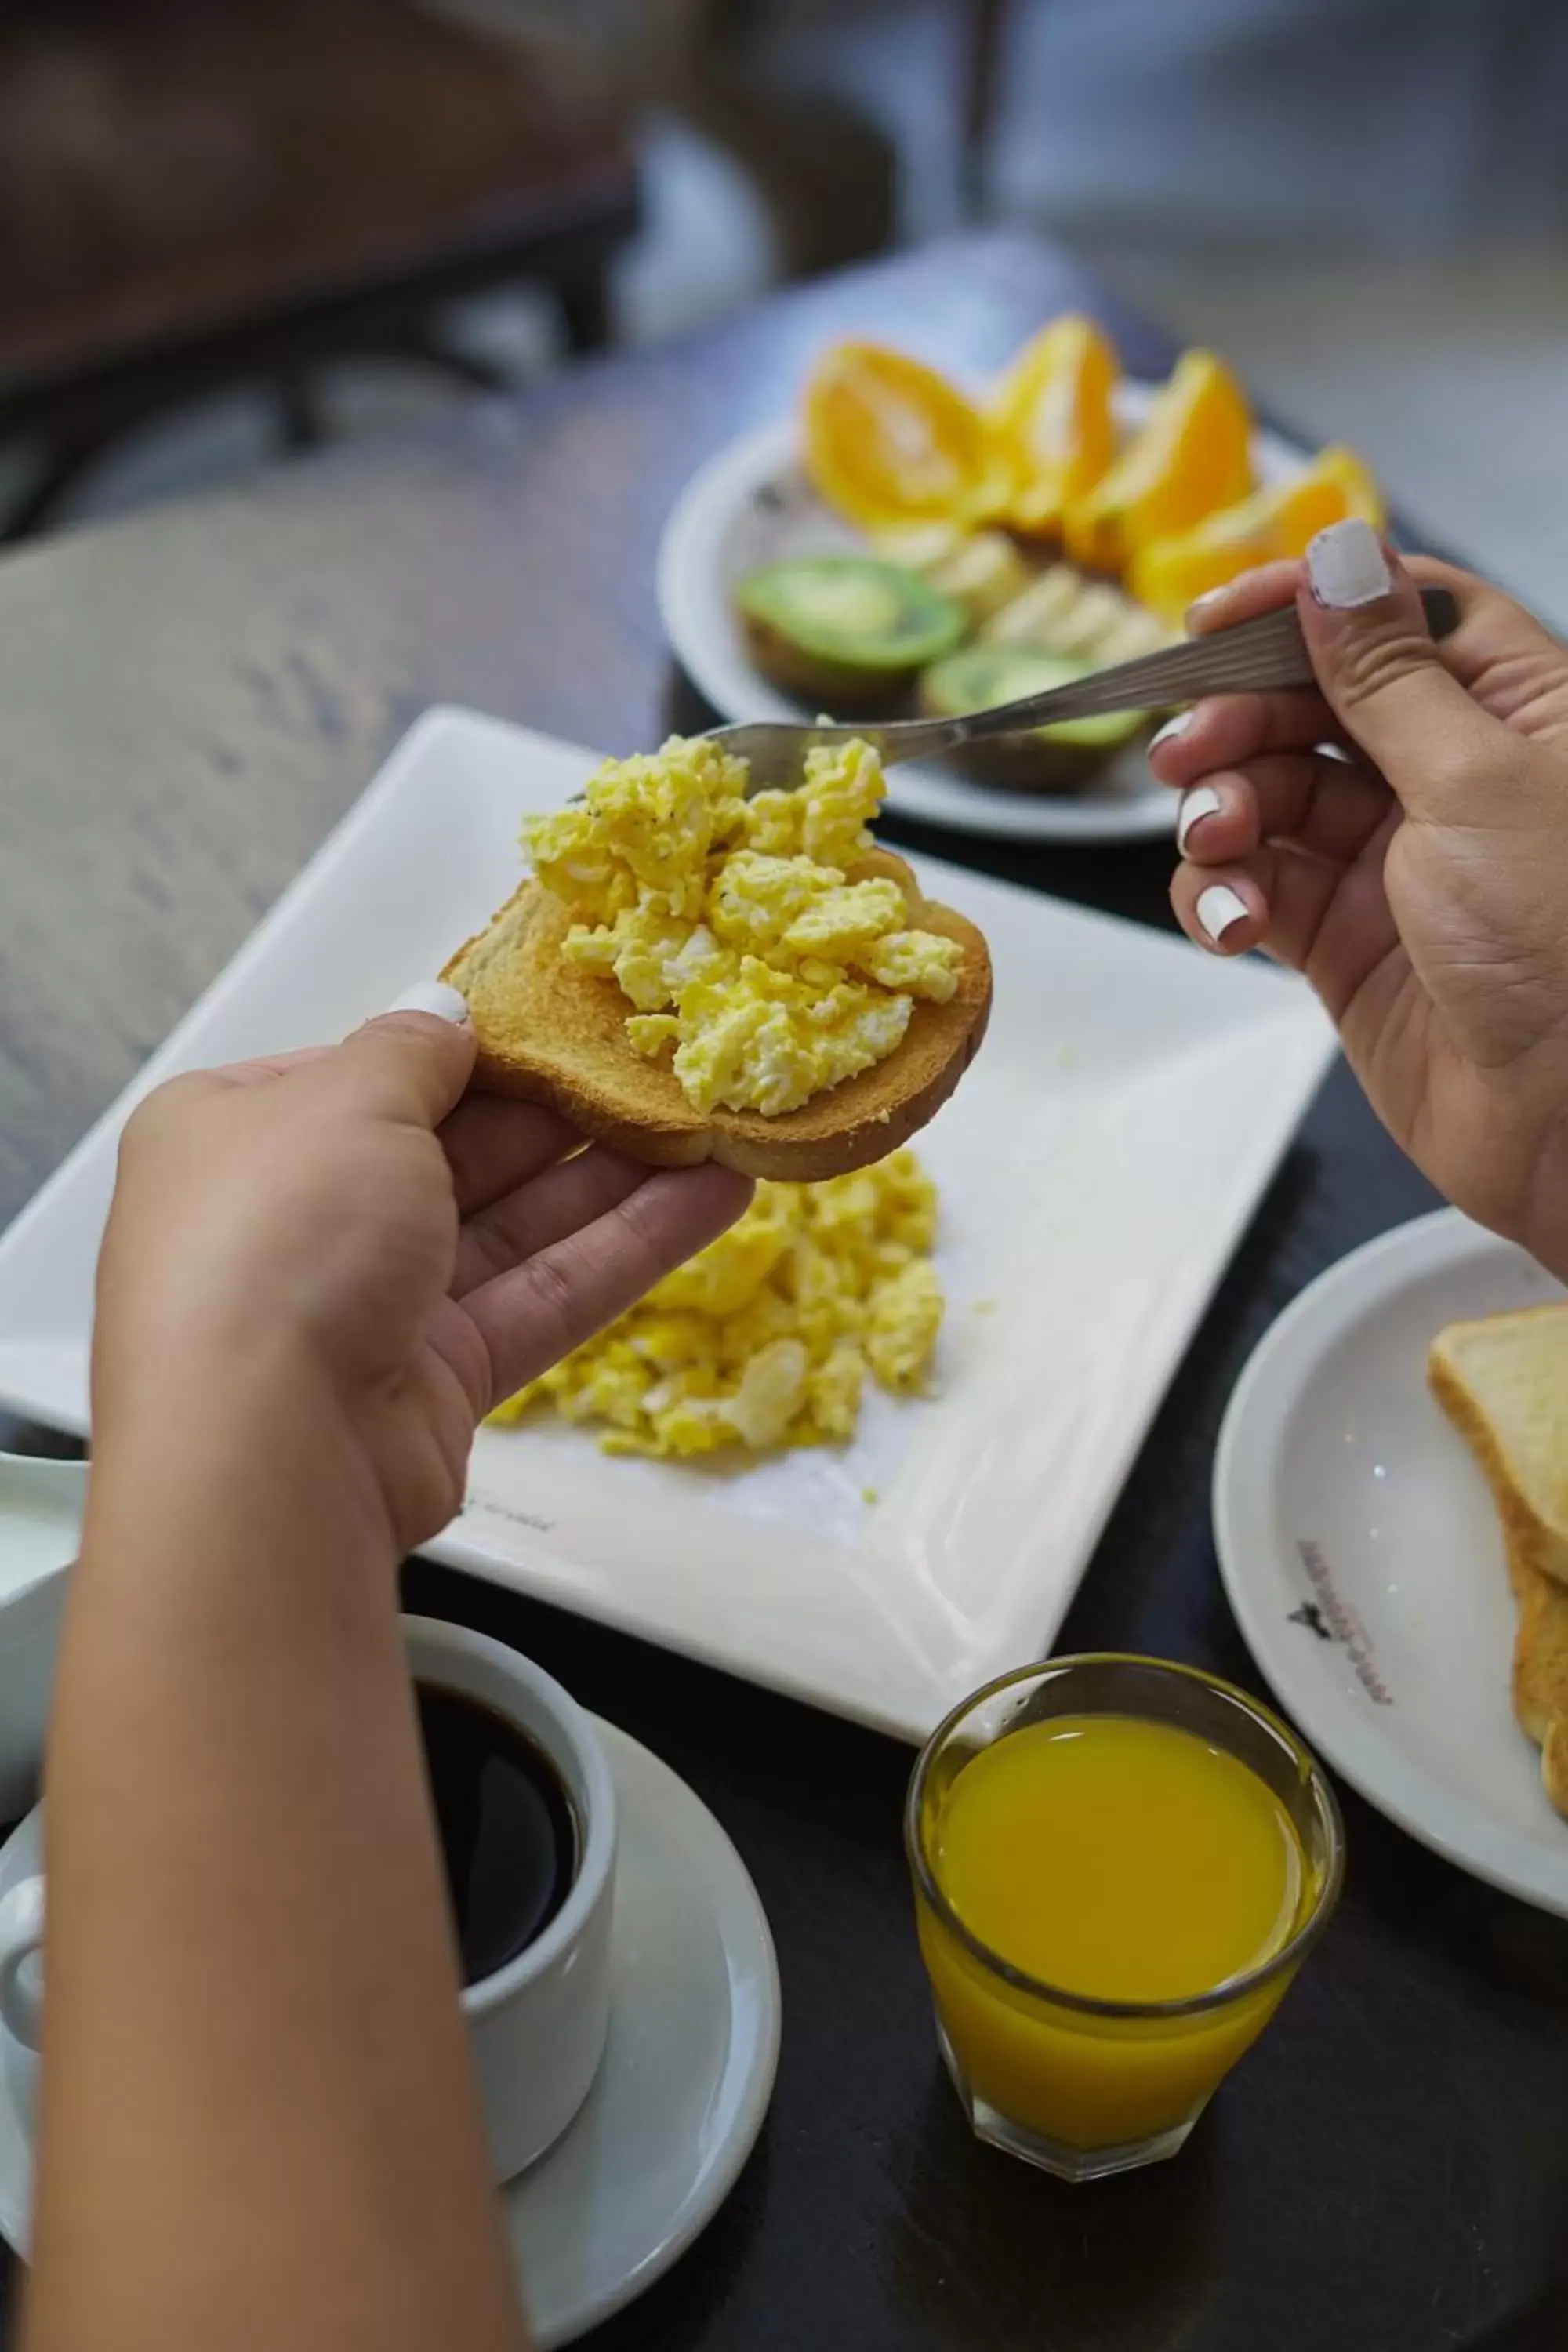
[907,1654,1344,2181]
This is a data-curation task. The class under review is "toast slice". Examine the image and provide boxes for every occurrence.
[1503,1545,1568,1820]
[1544,1715,1568,1817]
[441,848,992,1182]
[1510,1547,1568,1753]
[1428,1305,1568,1588]
[1429,1305,1568,1820]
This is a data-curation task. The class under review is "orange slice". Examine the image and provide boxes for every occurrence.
[1064,350,1254,576]
[804,342,1010,532]
[1127,446,1385,622]
[987,314,1119,539]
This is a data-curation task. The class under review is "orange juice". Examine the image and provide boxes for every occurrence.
[916,1714,1315,2157]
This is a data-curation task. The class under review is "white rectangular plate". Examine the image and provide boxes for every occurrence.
[0,710,1335,1738]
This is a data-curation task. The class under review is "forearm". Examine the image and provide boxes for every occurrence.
[25,1363,524,2352]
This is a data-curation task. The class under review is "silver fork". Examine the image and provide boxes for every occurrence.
[705,585,1460,793]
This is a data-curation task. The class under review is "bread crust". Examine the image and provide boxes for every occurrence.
[1428,1316,1568,1587]
[1429,1316,1568,1819]
[1544,1715,1568,1817]
[441,848,992,1182]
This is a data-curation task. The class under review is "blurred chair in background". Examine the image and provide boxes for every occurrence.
[14,0,1559,602]
[468,0,898,278]
[0,0,639,539]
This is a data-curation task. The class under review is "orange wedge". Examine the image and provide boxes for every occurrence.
[987,314,1119,539]
[1127,446,1385,622]
[803,342,1011,532]
[1064,350,1253,575]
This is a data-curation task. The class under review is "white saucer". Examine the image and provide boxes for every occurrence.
[656,401,1312,847]
[0,1717,780,2349]
[1214,1208,1568,1918]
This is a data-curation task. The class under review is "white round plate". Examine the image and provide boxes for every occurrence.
[0,1718,780,2350]
[657,392,1312,846]
[1214,1208,1568,1917]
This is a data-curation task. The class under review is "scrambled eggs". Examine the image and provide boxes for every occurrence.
[524,737,960,1117]
[490,1150,942,1456]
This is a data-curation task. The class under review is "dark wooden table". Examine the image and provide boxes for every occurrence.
[2,231,1566,2352]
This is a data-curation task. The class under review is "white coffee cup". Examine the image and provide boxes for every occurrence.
[0,1613,617,2182]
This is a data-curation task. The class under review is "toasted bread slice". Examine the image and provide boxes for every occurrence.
[441,848,992,1181]
[1544,1715,1568,1817]
[1509,1546,1568,1751]
[1512,1547,1568,1819]
[1428,1305,1568,1589]
[1428,1306,1568,1819]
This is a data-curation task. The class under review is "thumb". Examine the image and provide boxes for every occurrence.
[1301,521,1512,815]
[328,980,477,1128]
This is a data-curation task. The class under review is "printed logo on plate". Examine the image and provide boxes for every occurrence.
[1290,1539,1394,1705]
[463,1493,556,1537]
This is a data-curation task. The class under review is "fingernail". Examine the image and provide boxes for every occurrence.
[1185,586,1228,620]
[1177,785,1223,855]
[1307,518,1391,610]
[1196,884,1250,945]
[1149,710,1193,754]
[387,980,471,1025]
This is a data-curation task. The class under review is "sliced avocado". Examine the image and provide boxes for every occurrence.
[919,643,1149,791]
[737,557,967,711]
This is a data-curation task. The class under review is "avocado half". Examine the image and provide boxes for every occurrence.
[918,643,1149,791]
[736,556,967,711]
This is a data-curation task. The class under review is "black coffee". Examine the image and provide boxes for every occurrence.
[417,1681,578,1987]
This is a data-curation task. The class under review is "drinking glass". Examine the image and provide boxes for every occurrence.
[906,1654,1345,2181]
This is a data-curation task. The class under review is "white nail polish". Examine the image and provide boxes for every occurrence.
[1196,884,1250,945]
[1307,518,1391,610]
[1177,784,1223,855]
[1149,710,1193,753]
[387,980,472,1025]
